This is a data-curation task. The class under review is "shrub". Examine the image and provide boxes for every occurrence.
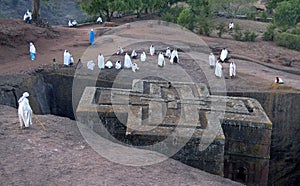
[177,8,195,31]
[263,24,276,41]
[250,32,257,41]
[274,32,300,51]
[243,30,251,41]
[217,22,226,38]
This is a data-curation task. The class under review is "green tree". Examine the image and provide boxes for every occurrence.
[187,0,213,35]
[177,8,195,31]
[79,0,125,21]
[274,0,300,28]
[210,0,255,18]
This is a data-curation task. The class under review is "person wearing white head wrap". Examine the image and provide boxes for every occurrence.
[105,61,113,68]
[165,47,171,58]
[158,52,165,67]
[132,63,139,72]
[170,49,179,64]
[18,92,33,129]
[140,52,146,62]
[220,48,228,62]
[131,49,138,59]
[64,50,72,66]
[115,60,122,69]
[87,60,95,70]
[98,53,105,69]
[124,53,132,68]
[150,45,155,56]
[29,42,36,60]
[209,53,215,68]
[117,47,124,55]
[229,60,236,78]
[215,60,222,78]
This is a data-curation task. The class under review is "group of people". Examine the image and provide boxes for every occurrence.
[209,52,236,79]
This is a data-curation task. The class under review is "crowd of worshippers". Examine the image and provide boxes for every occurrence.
[209,48,236,79]
[70,45,180,72]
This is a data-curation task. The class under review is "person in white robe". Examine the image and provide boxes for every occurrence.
[220,48,228,62]
[275,77,284,84]
[105,61,113,68]
[229,21,234,30]
[150,45,155,56]
[115,60,122,69]
[29,42,36,60]
[23,10,32,24]
[132,63,139,72]
[124,53,132,68]
[140,52,146,62]
[215,60,222,78]
[87,60,95,70]
[209,53,215,68]
[165,47,171,58]
[117,47,124,55]
[18,92,33,129]
[170,49,179,64]
[64,50,72,66]
[158,52,165,67]
[98,53,105,69]
[96,16,103,24]
[229,61,236,78]
[131,49,138,59]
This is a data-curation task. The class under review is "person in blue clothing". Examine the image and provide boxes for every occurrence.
[90,28,95,45]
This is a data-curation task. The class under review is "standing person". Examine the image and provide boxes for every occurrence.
[209,53,216,68]
[29,42,36,60]
[98,53,105,69]
[150,45,155,56]
[165,47,171,58]
[18,92,33,129]
[220,48,228,62]
[90,29,95,45]
[229,60,236,78]
[64,50,71,66]
[170,49,179,64]
[124,53,133,68]
[215,60,222,78]
[158,52,165,67]
[229,21,234,31]
[140,52,146,62]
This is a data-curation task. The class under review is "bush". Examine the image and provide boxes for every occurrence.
[233,30,257,42]
[274,32,300,51]
[161,7,183,23]
[217,22,226,38]
[263,24,276,41]
[177,8,195,31]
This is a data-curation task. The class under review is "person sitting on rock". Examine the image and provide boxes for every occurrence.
[117,47,124,55]
[131,50,138,59]
[23,10,32,24]
[68,19,77,27]
[115,60,122,70]
[96,16,103,24]
[132,63,139,72]
[275,77,284,84]
[220,48,229,62]
[105,61,113,69]
[170,49,179,64]
[229,21,234,31]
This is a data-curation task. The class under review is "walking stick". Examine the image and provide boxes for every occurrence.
[33,114,46,130]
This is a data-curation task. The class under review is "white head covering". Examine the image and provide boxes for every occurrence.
[23,92,29,97]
